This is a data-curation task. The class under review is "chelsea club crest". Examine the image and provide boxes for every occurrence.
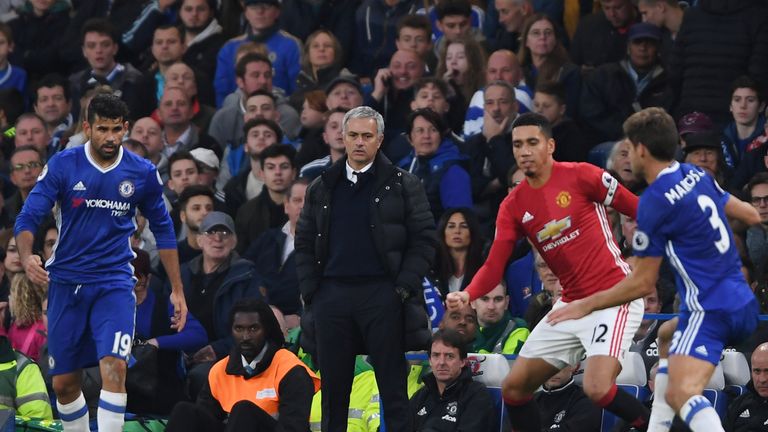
[119,180,135,198]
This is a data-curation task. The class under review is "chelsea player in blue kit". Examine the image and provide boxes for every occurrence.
[549,108,761,432]
[14,94,188,432]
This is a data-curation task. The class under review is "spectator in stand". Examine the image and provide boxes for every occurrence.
[472,281,529,354]
[180,0,227,82]
[181,212,264,399]
[33,217,56,263]
[519,14,581,119]
[245,178,308,330]
[629,285,663,379]
[244,90,296,146]
[166,151,201,230]
[164,62,217,133]
[745,173,768,290]
[433,208,484,296]
[398,108,472,221]
[32,74,73,155]
[290,29,350,111]
[464,49,534,139]
[438,299,478,347]
[211,53,300,187]
[722,76,766,169]
[0,334,52,420]
[409,329,494,430]
[7,0,69,80]
[430,0,486,54]
[13,113,49,156]
[5,273,46,362]
[191,148,221,193]
[146,26,189,102]
[367,50,426,145]
[570,0,638,71]
[533,82,590,162]
[128,249,207,415]
[682,131,726,186]
[300,108,346,181]
[299,90,327,131]
[222,118,281,215]
[235,144,296,253]
[214,0,302,103]
[349,0,417,78]
[677,111,714,149]
[606,139,637,188]
[668,0,768,125]
[724,342,768,431]
[436,36,486,111]
[5,145,43,229]
[491,0,532,53]
[62,83,112,150]
[158,86,222,159]
[176,185,215,265]
[324,76,364,111]
[637,0,686,67]
[524,251,562,329]
[130,117,166,180]
[166,299,319,432]
[580,22,671,144]
[70,19,150,120]
[396,15,437,73]
[0,23,26,94]
[535,366,602,431]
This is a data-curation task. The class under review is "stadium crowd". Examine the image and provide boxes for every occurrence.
[0,0,766,430]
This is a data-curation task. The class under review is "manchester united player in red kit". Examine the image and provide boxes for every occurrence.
[447,113,650,431]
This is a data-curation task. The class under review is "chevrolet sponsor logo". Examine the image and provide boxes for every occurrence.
[536,217,572,243]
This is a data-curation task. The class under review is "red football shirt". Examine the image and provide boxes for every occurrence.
[466,162,639,303]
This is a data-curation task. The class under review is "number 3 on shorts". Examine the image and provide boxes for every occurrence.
[112,332,132,357]
[591,324,608,344]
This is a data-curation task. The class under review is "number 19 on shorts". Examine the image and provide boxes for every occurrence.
[112,332,132,357]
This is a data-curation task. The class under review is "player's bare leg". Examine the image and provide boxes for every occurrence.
[648,318,677,432]
[502,356,560,432]
[584,355,650,430]
[97,356,128,432]
[53,371,89,432]
[666,354,722,432]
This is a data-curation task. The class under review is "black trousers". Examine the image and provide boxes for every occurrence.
[166,400,277,432]
[314,279,411,432]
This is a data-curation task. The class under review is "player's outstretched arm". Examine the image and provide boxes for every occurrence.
[158,249,188,332]
[725,195,761,226]
[16,231,48,286]
[547,256,662,324]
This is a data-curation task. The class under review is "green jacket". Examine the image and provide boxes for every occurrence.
[474,312,530,354]
[0,337,51,419]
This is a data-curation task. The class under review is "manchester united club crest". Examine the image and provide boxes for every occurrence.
[556,191,571,208]
[119,180,135,198]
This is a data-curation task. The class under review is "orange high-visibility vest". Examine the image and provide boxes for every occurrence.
[209,348,321,415]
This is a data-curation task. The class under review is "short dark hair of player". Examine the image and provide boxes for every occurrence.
[178,184,215,212]
[286,178,309,200]
[397,14,432,39]
[229,298,285,347]
[12,145,43,162]
[81,18,119,45]
[33,74,71,105]
[430,328,468,360]
[622,107,678,162]
[247,89,276,104]
[535,81,566,106]
[168,150,200,174]
[435,0,472,20]
[746,172,768,200]
[407,108,448,138]
[259,144,296,170]
[0,22,13,45]
[731,75,764,103]
[87,93,129,124]
[235,53,272,80]
[243,118,283,143]
[413,77,450,99]
[512,112,553,139]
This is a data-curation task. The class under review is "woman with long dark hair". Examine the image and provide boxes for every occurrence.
[434,207,485,296]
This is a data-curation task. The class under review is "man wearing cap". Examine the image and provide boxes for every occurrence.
[214,0,301,103]
[181,211,264,399]
[678,111,714,148]
[580,22,671,144]
[325,76,364,111]
[682,131,723,180]
[190,147,220,191]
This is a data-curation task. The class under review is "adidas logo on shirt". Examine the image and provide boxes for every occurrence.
[740,409,750,418]
[522,212,534,223]
[417,407,427,416]
[73,181,86,191]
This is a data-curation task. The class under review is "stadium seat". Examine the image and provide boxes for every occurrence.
[722,351,750,386]
[702,363,728,420]
[467,353,510,432]
[587,141,617,168]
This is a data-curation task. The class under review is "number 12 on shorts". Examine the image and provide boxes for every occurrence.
[112,332,132,357]
[592,324,608,344]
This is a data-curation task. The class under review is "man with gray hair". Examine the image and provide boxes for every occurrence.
[296,106,436,432]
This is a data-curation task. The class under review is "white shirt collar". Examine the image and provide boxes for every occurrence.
[84,140,124,173]
[345,160,374,183]
[241,342,269,370]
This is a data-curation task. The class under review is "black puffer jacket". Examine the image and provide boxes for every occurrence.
[668,0,768,125]
[295,152,436,304]
[723,381,768,432]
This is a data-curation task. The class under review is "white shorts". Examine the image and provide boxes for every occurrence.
[519,298,644,369]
